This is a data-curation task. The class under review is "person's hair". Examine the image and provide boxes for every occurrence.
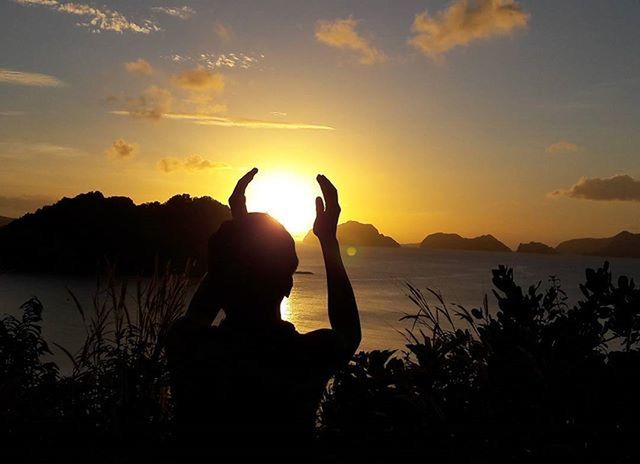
[207,213,298,312]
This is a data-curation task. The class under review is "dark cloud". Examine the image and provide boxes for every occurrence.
[173,67,225,92]
[124,86,173,120]
[158,155,228,173]
[105,139,139,160]
[550,175,640,202]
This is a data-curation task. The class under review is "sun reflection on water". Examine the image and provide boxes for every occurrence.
[280,296,293,322]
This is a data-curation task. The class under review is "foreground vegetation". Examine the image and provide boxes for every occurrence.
[1,262,639,461]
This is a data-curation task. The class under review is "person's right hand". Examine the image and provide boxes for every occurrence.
[229,167,258,218]
[313,175,341,243]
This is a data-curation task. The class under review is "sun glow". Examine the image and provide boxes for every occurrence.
[246,170,317,239]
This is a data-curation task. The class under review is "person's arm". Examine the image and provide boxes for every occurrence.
[182,168,259,328]
[314,175,361,357]
[183,274,220,327]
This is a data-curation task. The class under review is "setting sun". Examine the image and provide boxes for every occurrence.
[246,171,317,239]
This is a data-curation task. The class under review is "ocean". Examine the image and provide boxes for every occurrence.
[2,244,640,369]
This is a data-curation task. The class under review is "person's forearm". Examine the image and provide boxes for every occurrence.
[321,238,361,354]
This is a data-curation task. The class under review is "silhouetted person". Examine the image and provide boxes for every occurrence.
[167,168,361,452]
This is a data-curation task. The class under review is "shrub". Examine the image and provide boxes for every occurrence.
[319,262,640,460]
[2,261,640,461]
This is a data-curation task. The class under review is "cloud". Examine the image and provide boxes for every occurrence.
[163,52,262,69]
[315,17,386,65]
[183,155,228,171]
[191,116,334,130]
[157,158,182,173]
[151,6,195,20]
[111,110,334,130]
[173,67,225,92]
[0,194,55,217]
[409,0,529,60]
[157,155,228,173]
[550,175,640,202]
[183,93,227,115]
[125,58,153,76]
[13,0,160,34]
[0,141,82,158]
[0,68,65,87]
[105,139,139,160]
[125,86,174,120]
[545,141,578,154]
[214,22,233,41]
[0,111,26,116]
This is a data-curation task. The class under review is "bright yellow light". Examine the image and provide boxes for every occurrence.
[246,170,317,239]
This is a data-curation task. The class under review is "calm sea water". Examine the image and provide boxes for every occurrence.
[2,244,640,368]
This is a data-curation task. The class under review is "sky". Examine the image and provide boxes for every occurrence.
[1,0,640,246]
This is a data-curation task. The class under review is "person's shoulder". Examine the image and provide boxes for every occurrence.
[167,317,220,348]
[297,328,349,367]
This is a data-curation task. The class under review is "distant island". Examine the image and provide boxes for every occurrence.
[0,192,230,274]
[420,233,511,252]
[3,191,640,273]
[517,241,557,255]
[303,221,400,248]
[556,231,640,259]
[0,216,14,228]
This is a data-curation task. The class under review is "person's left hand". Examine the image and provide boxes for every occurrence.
[228,168,258,218]
[313,174,341,244]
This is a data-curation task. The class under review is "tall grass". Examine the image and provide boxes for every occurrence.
[3,261,640,460]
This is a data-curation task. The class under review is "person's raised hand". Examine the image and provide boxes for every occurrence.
[229,167,258,218]
[313,174,341,243]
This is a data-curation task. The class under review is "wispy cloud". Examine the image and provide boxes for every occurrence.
[157,157,182,173]
[105,139,138,160]
[409,0,529,60]
[158,154,228,173]
[550,175,640,202]
[545,141,578,154]
[0,68,65,87]
[0,111,26,116]
[172,66,225,92]
[214,22,233,41]
[164,52,262,70]
[315,17,386,65]
[111,110,334,130]
[124,86,174,120]
[125,58,153,76]
[151,6,195,20]
[0,141,82,158]
[13,0,160,34]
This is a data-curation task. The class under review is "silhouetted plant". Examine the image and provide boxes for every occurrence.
[319,262,640,460]
[0,298,59,444]
[0,265,189,453]
[2,261,640,461]
[58,264,189,447]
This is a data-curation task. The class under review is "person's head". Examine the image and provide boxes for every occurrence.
[208,212,298,323]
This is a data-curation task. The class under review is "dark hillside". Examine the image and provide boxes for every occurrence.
[0,192,230,274]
